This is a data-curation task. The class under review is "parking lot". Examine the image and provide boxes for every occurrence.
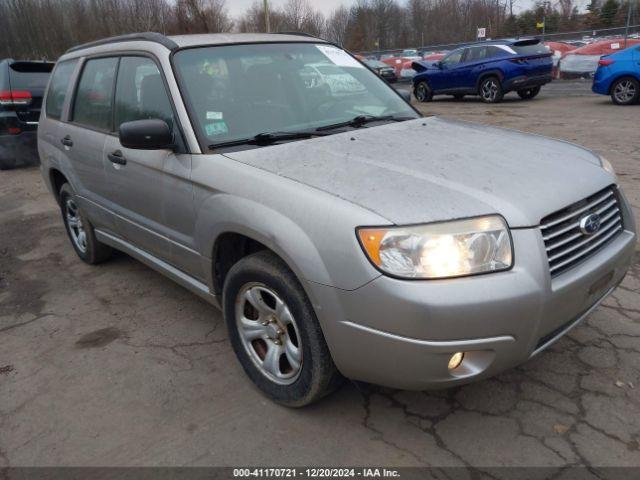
[1,83,639,470]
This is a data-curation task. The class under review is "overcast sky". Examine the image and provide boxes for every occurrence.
[226,0,345,17]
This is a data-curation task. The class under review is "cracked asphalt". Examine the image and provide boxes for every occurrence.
[1,85,639,471]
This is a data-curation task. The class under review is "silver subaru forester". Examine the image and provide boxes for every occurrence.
[38,32,636,406]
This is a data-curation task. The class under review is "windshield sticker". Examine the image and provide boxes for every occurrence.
[206,111,223,120]
[204,121,229,136]
[315,45,364,69]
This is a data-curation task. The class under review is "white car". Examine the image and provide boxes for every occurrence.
[305,62,366,95]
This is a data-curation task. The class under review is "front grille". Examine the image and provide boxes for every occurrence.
[540,186,623,276]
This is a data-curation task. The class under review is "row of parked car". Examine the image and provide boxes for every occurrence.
[358,38,640,105]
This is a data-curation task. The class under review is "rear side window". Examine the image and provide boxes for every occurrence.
[512,42,548,55]
[72,57,118,131]
[114,56,174,131]
[487,46,507,58]
[46,60,78,120]
[8,62,53,92]
[467,47,487,61]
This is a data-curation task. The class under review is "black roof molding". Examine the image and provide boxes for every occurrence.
[65,32,178,54]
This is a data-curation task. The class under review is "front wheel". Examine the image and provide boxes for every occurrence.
[414,81,433,102]
[223,250,342,407]
[517,86,541,100]
[479,76,504,103]
[610,77,639,105]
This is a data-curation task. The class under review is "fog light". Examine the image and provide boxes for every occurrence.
[448,352,464,370]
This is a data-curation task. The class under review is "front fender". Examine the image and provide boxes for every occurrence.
[194,194,333,291]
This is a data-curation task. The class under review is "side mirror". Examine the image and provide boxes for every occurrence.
[436,61,444,69]
[119,119,173,150]
[399,90,411,103]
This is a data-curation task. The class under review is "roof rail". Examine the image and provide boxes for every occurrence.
[65,32,178,54]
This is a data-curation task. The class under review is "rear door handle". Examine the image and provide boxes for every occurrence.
[60,135,73,147]
[108,150,126,166]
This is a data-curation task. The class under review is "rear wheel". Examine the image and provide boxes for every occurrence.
[517,86,541,100]
[479,76,504,103]
[223,250,342,407]
[610,77,639,105]
[414,81,433,102]
[59,183,112,264]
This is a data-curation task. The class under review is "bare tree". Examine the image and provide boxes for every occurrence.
[326,5,351,45]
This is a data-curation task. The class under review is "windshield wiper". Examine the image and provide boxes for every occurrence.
[208,130,330,150]
[315,114,416,132]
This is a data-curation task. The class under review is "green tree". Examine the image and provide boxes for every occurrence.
[599,0,619,26]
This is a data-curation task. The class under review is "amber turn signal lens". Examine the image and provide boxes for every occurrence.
[357,228,388,266]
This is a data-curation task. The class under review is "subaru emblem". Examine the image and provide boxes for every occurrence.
[579,213,601,236]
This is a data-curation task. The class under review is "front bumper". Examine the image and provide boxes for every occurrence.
[504,74,553,91]
[309,204,636,390]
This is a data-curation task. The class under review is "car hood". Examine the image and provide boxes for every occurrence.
[222,117,613,227]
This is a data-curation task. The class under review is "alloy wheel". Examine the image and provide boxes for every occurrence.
[235,283,303,385]
[65,198,87,253]
[481,79,499,102]
[613,80,636,104]
[415,83,429,101]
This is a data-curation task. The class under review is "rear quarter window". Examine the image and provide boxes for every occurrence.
[512,43,548,55]
[46,60,78,120]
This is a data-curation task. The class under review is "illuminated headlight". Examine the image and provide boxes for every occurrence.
[600,156,616,178]
[357,216,513,279]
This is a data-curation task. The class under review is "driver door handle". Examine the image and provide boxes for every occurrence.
[108,150,127,166]
[60,135,73,147]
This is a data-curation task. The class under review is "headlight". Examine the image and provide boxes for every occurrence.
[600,156,616,178]
[357,216,513,279]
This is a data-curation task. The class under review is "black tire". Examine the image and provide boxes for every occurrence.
[223,250,342,407]
[414,81,433,102]
[59,183,112,264]
[478,76,504,103]
[610,77,639,106]
[0,156,17,171]
[517,86,541,100]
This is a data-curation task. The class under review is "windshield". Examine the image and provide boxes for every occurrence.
[173,42,418,147]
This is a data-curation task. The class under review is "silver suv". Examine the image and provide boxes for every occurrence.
[39,33,636,406]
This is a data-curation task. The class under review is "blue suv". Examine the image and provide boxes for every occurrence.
[412,39,553,104]
[592,44,640,105]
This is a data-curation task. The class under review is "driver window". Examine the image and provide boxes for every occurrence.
[114,56,175,132]
[442,50,463,67]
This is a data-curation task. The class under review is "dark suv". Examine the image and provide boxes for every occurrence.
[412,39,553,103]
[0,59,54,169]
